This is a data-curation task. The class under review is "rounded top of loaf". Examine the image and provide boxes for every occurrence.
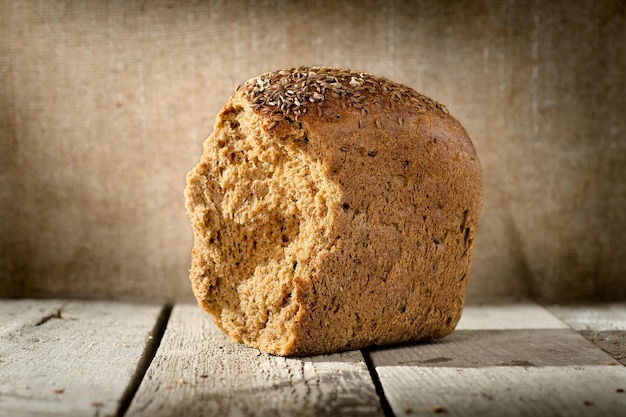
[239,66,448,120]
[231,66,478,160]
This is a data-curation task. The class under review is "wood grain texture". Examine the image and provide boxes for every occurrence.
[0,300,164,417]
[549,303,626,366]
[548,303,626,331]
[373,366,626,417]
[0,299,67,337]
[457,302,569,330]
[126,304,383,417]
[370,304,626,416]
[371,329,618,368]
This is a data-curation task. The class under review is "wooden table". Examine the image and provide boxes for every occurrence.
[1,299,624,416]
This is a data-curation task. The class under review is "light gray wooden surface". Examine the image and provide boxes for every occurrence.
[548,302,626,331]
[369,303,626,417]
[456,302,569,330]
[0,299,165,417]
[2,300,625,417]
[125,304,383,417]
[549,302,626,366]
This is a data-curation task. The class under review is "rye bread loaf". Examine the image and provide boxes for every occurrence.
[185,66,482,356]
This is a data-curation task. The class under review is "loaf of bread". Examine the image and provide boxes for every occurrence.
[185,66,482,356]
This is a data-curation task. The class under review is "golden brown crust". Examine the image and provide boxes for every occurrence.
[185,66,482,356]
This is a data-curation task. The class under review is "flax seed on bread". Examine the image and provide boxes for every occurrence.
[185,66,482,356]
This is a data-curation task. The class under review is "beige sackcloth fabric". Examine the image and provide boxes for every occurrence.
[1,0,624,302]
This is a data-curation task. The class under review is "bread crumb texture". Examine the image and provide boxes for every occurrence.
[185,67,482,356]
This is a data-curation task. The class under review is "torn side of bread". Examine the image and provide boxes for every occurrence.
[185,67,482,356]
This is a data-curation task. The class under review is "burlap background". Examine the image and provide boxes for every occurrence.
[1,0,624,302]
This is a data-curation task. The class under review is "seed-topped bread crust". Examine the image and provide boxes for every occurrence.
[185,66,482,356]
[243,66,447,121]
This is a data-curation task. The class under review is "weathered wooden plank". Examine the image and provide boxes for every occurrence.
[369,304,626,417]
[549,303,626,365]
[370,329,618,368]
[126,304,383,417]
[373,366,626,417]
[457,302,569,330]
[577,330,626,366]
[548,303,626,331]
[0,299,165,417]
[0,299,67,338]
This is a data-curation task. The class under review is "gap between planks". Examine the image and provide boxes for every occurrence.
[117,303,173,417]
[367,302,626,417]
[4,300,624,417]
[125,301,626,417]
[0,300,169,417]
[124,304,384,417]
